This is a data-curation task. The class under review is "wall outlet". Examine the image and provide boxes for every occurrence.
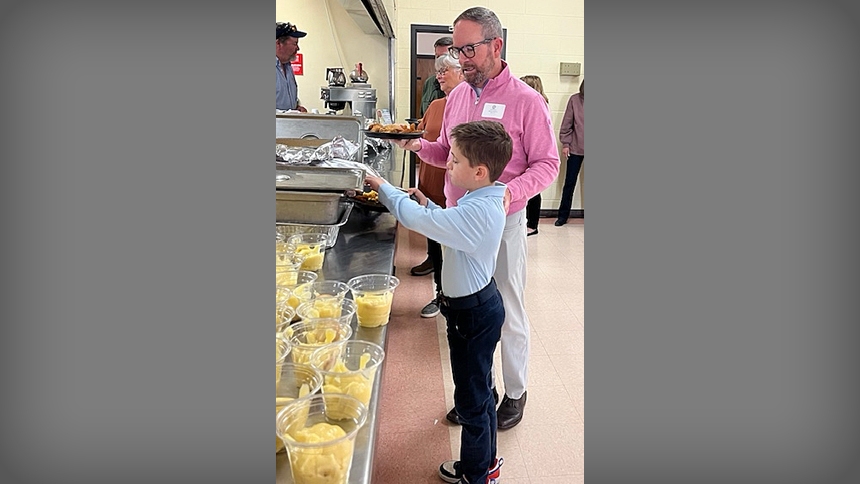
[560,62,581,76]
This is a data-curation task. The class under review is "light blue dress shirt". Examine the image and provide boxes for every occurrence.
[276,58,298,110]
[378,182,507,298]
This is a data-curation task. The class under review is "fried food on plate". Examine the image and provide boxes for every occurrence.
[368,122,420,133]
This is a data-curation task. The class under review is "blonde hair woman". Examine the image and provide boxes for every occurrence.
[520,75,550,235]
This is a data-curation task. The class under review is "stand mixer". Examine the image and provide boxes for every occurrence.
[320,66,377,119]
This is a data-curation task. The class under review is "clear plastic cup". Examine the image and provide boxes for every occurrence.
[292,280,351,311]
[276,393,368,484]
[277,270,319,311]
[287,234,329,272]
[276,250,306,271]
[276,269,319,290]
[310,340,385,406]
[275,362,323,454]
[296,297,357,324]
[277,302,296,335]
[285,319,354,365]
[276,334,292,365]
[347,274,400,327]
[276,228,293,244]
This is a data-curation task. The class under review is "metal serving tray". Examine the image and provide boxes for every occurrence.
[276,114,364,161]
[276,202,353,249]
[275,165,365,191]
[276,190,344,225]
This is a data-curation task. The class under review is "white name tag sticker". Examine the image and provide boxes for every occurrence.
[481,103,506,119]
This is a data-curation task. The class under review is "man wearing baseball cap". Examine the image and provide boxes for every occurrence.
[276,22,307,112]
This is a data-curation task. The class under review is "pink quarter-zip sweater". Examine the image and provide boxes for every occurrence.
[416,61,560,214]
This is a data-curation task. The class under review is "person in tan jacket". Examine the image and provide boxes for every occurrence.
[412,54,465,319]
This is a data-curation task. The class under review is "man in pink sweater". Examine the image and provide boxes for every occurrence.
[397,6,560,434]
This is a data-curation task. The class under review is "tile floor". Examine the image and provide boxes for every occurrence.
[435,218,585,483]
[373,216,584,483]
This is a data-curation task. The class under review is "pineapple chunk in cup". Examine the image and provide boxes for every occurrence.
[277,270,319,312]
[310,340,385,406]
[276,362,323,454]
[287,234,329,272]
[276,250,306,271]
[292,280,350,315]
[296,298,357,324]
[276,393,367,484]
[277,302,296,335]
[284,319,353,366]
[276,334,292,365]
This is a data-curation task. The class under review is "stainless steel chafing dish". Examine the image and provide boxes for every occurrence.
[275,114,369,230]
[275,161,365,227]
[275,166,364,192]
[276,114,364,161]
[275,163,364,224]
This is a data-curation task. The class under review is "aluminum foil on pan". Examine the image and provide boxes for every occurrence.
[276,136,360,164]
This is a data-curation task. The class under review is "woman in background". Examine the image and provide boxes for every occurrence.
[520,75,551,236]
[556,79,584,226]
[411,54,465,318]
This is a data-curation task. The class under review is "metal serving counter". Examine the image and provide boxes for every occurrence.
[277,150,399,483]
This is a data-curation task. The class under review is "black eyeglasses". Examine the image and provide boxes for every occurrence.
[448,38,494,59]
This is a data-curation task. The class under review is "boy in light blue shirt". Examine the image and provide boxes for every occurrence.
[365,120,512,484]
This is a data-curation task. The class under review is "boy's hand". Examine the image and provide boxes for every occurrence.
[406,188,428,206]
[364,175,386,191]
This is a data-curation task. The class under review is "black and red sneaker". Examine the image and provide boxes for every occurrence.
[438,457,503,483]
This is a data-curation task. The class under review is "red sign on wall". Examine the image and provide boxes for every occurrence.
[292,53,303,76]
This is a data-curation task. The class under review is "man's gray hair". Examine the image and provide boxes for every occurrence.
[435,54,461,71]
[454,7,503,39]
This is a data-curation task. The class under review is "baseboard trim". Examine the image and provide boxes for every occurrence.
[539,209,583,219]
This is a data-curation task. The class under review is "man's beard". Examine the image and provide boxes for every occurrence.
[463,56,495,88]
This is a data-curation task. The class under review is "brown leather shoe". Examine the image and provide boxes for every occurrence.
[446,388,499,425]
[496,391,527,430]
[410,258,434,276]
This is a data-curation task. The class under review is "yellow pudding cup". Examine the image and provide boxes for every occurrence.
[347,274,400,327]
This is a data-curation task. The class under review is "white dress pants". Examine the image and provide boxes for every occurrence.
[492,209,530,399]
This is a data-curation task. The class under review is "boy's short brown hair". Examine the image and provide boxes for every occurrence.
[449,120,512,182]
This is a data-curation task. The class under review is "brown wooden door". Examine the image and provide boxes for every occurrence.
[414,56,437,118]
